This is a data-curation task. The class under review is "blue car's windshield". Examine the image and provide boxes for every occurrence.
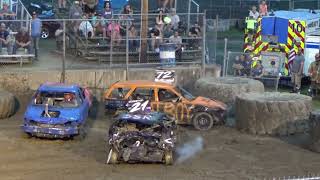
[175,86,195,100]
[33,91,80,108]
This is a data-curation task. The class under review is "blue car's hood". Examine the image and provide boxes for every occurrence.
[24,105,81,124]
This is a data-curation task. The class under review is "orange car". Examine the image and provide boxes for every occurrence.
[104,80,227,130]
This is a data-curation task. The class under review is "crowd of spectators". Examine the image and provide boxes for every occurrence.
[64,0,202,56]
[0,5,42,59]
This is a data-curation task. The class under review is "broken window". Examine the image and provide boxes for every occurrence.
[110,87,130,99]
[158,88,179,102]
[129,88,155,101]
[34,91,79,108]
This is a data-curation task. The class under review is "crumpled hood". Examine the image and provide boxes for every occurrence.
[191,96,227,110]
[24,105,81,124]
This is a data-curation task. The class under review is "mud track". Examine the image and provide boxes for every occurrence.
[0,94,320,180]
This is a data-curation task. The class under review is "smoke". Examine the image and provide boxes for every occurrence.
[176,136,204,163]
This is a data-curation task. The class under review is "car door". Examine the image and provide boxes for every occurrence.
[154,88,181,122]
[78,88,89,123]
[127,87,155,113]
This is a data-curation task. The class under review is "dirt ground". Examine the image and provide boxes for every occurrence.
[1,94,320,180]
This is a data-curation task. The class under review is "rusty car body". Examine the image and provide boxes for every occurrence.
[104,80,227,131]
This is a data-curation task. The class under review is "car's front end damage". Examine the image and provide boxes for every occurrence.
[22,118,81,138]
[22,105,83,139]
[107,112,176,165]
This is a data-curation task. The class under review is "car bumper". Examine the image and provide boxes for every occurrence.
[22,124,79,138]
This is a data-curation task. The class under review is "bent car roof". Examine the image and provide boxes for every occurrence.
[117,112,167,125]
[38,82,80,93]
[113,80,174,88]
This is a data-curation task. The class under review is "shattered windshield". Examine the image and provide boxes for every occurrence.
[33,91,80,108]
[175,86,195,100]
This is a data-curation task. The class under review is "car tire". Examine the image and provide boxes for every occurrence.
[192,112,215,131]
[164,150,173,165]
[107,148,119,164]
[41,27,50,39]
[73,125,86,141]
[0,89,15,119]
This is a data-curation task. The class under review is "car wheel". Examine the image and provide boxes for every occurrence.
[164,150,173,165]
[41,27,50,39]
[192,112,215,131]
[73,125,86,141]
[107,148,119,164]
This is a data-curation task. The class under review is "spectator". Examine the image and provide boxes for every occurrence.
[242,55,252,76]
[169,31,182,60]
[259,0,268,16]
[158,0,174,10]
[55,24,64,51]
[13,28,32,55]
[122,4,133,15]
[69,1,83,33]
[232,55,244,76]
[291,47,305,93]
[58,0,66,9]
[107,20,121,45]
[150,24,162,51]
[163,23,173,39]
[0,3,15,20]
[188,22,201,49]
[249,6,260,19]
[119,4,133,36]
[251,60,264,78]
[0,23,12,54]
[92,13,104,37]
[308,53,320,97]
[31,11,42,60]
[82,0,99,14]
[102,1,113,20]
[128,24,138,52]
[79,14,94,38]
[177,21,187,36]
[156,9,165,31]
[169,8,179,30]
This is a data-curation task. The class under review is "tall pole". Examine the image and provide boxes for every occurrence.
[140,0,148,63]
[62,21,66,83]
[126,21,129,80]
[201,12,206,78]
[187,0,191,31]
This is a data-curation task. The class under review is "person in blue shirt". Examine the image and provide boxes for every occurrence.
[31,11,42,60]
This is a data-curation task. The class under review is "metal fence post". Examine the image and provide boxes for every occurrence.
[214,15,218,63]
[187,0,191,31]
[62,20,66,83]
[223,38,228,77]
[202,13,206,77]
[126,20,129,81]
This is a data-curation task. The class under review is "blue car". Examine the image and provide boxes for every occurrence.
[22,82,92,139]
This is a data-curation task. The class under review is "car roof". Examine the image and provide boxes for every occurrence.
[38,82,80,93]
[117,112,167,125]
[113,80,174,89]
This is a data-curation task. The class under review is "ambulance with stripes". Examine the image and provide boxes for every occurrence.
[244,11,320,77]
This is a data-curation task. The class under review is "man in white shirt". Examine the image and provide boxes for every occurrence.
[79,15,94,38]
[249,6,260,19]
[169,8,180,30]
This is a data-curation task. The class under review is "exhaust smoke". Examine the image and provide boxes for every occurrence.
[176,136,204,163]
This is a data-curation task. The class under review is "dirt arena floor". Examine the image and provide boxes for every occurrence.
[1,94,320,180]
